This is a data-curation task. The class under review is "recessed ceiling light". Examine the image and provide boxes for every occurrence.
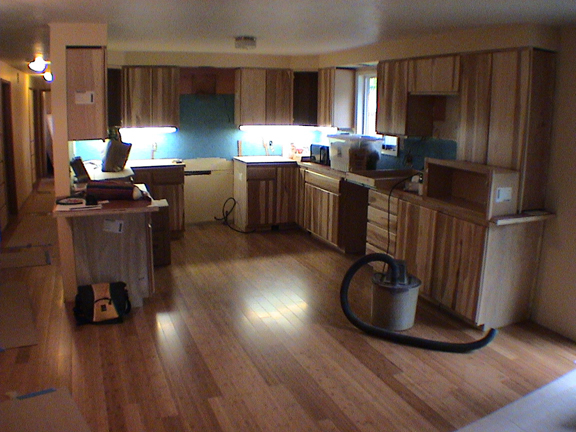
[235,36,256,50]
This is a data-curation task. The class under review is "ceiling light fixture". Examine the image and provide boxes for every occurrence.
[235,36,256,50]
[28,55,49,73]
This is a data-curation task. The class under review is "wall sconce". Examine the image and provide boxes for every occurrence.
[43,70,53,82]
[28,55,50,73]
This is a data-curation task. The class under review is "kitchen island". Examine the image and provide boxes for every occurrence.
[53,196,165,307]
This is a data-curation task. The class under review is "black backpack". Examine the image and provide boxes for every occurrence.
[73,282,131,325]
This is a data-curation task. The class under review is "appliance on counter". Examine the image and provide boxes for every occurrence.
[310,144,331,166]
[328,134,382,172]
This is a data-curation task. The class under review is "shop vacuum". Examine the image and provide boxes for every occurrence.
[340,253,497,353]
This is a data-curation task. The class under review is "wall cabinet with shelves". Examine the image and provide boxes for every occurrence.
[121,66,180,128]
[408,55,460,94]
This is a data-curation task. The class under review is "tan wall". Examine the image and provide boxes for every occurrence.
[532,26,576,340]
[0,62,33,210]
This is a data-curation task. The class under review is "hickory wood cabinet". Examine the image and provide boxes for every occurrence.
[303,167,368,254]
[66,47,108,140]
[233,158,299,231]
[377,48,555,212]
[121,66,180,128]
[131,164,185,239]
[234,68,294,125]
[317,67,355,129]
[366,188,544,328]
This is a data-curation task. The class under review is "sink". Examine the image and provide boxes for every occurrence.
[345,169,417,190]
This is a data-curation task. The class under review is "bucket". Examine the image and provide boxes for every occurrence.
[371,270,421,331]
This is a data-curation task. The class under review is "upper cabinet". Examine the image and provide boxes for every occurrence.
[408,55,460,94]
[121,66,180,128]
[375,60,409,136]
[66,47,108,140]
[293,71,318,126]
[317,67,355,129]
[234,68,293,125]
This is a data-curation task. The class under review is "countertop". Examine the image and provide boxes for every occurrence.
[127,158,186,168]
[234,156,297,165]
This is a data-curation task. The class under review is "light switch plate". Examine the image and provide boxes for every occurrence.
[496,187,513,203]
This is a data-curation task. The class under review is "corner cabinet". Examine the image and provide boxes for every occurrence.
[121,66,180,128]
[234,68,293,125]
[232,158,299,231]
[66,47,108,140]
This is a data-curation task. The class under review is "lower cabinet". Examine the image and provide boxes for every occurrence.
[131,164,185,239]
[304,169,368,253]
[233,160,298,231]
[367,190,543,328]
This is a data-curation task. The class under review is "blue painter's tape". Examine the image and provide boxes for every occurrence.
[16,388,57,400]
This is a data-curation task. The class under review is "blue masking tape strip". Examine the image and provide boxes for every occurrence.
[16,388,57,400]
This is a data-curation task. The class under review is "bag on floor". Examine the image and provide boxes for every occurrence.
[73,282,131,325]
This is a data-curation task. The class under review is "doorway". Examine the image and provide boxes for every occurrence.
[1,79,17,230]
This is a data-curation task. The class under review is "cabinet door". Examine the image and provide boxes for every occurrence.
[376,60,409,135]
[246,178,276,227]
[234,68,267,125]
[408,55,460,94]
[431,213,486,322]
[457,52,492,163]
[396,200,437,298]
[487,49,530,171]
[275,165,298,224]
[266,69,294,124]
[317,68,355,129]
[304,183,339,246]
[122,66,180,128]
[67,47,107,140]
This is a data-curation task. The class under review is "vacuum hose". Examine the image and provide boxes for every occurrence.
[340,253,497,353]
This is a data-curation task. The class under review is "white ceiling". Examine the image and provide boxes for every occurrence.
[2,0,576,71]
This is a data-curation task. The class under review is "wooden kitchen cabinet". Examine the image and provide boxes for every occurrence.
[233,159,298,231]
[131,164,185,238]
[365,188,399,259]
[317,67,355,129]
[122,66,180,128]
[376,60,409,136]
[304,170,341,248]
[66,47,108,140]
[487,48,556,211]
[234,68,293,125]
[457,52,492,163]
[456,48,555,212]
[430,213,486,322]
[395,200,437,298]
[408,55,460,94]
[304,168,367,253]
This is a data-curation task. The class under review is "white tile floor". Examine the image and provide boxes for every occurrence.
[456,369,576,431]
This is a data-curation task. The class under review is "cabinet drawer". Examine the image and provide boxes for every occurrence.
[368,189,398,214]
[367,206,397,232]
[246,166,277,180]
[304,170,340,194]
[367,221,396,255]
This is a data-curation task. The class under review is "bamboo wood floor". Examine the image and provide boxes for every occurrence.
[1,189,576,431]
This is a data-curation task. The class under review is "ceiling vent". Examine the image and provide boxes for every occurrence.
[235,36,256,50]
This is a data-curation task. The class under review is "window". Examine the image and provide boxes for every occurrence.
[356,69,379,137]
